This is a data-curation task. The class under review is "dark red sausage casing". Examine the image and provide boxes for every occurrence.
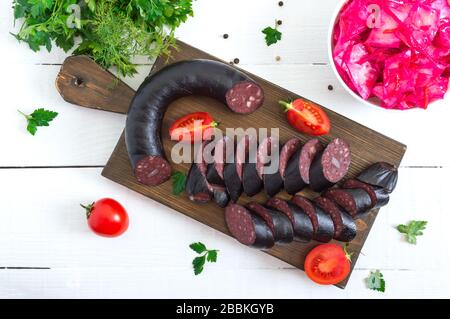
[243,136,263,197]
[286,202,314,242]
[357,162,398,193]
[291,195,334,243]
[224,162,243,203]
[309,138,351,192]
[186,163,212,203]
[284,139,323,195]
[206,136,232,186]
[188,141,230,207]
[225,204,274,249]
[266,197,295,224]
[290,195,318,233]
[246,202,294,244]
[279,138,302,179]
[342,179,377,208]
[314,196,356,242]
[258,137,284,197]
[324,188,372,218]
[343,178,390,209]
[265,198,314,243]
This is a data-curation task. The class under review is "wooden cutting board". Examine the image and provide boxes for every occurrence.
[56,41,406,288]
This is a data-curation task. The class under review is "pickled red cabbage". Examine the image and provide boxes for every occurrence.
[332,0,450,109]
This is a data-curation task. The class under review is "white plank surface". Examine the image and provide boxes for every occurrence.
[1,0,449,298]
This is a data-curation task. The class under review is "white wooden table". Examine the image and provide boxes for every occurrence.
[1,0,449,299]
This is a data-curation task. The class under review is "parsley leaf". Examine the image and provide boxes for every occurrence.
[397,220,427,244]
[18,108,58,136]
[206,250,218,263]
[190,242,207,254]
[366,270,385,293]
[193,256,206,275]
[190,242,219,275]
[172,171,187,195]
[29,0,53,18]
[262,23,282,46]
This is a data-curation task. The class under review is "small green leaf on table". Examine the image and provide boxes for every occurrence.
[366,270,385,293]
[397,220,427,244]
[262,22,282,46]
[190,242,219,275]
[18,108,58,136]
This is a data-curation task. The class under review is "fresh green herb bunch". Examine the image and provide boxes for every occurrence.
[12,0,194,77]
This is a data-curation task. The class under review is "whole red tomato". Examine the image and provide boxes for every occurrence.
[81,198,129,237]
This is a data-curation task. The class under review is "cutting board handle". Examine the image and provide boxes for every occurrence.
[55,55,135,114]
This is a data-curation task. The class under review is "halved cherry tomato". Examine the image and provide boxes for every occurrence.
[304,244,351,285]
[169,112,218,143]
[279,99,330,136]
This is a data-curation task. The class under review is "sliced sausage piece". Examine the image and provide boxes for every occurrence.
[284,148,307,195]
[266,197,295,225]
[284,139,323,195]
[243,163,263,197]
[186,163,212,203]
[342,179,377,208]
[374,187,390,207]
[309,138,351,192]
[324,188,372,218]
[259,137,284,197]
[196,141,230,208]
[242,136,263,197]
[224,162,243,203]
[225,81,265,114]
[207,163,224,186]
[291,195,334,242]
[357,162,398,193]
[225,204,274,249]
[256,137,270,179]
[313,205,336,243]
[314,196,356,242]
[263,171,284,197]
[246,202,294,244]
[236,135,254,182]
[342,178,389,209]
[208,136,233,185]
[300,139,323,184]
[213,188,231,208]
[265,198,314,242]
[290,195,320,237]
[279,138,302,179]
[286,202,314,242]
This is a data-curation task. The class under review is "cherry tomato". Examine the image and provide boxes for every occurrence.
[304,244,351,285]
[279,99,330,136]
[81,198,129,238]
[169,112,218,143]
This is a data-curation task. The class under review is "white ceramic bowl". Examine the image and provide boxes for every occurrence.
[327,0,384,109]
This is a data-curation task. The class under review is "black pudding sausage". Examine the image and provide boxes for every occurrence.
[225,204,275,249]
[314,196,356,242]
[126,59,265,186]
[246,202,294,244]
[309,138,351,192]
[357,162,398,193]
[186,163,212,203]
